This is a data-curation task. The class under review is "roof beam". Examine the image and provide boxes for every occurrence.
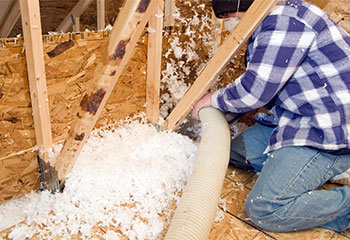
[55,0,94,33]
[164,0,279,130]
[0,0,21,38]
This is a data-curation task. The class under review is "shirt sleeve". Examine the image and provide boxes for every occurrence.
[212,15,317,113]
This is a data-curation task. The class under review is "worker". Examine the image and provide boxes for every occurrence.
[193,0,350,233]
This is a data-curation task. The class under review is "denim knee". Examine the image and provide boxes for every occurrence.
[245,192,287,232]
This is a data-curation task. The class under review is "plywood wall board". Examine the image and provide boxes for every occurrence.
[0,150,39,203]
[0,30,148,202]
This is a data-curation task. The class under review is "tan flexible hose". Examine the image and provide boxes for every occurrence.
[165,107,231,240]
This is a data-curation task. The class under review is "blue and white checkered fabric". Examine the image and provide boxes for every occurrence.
[212,0,350,153]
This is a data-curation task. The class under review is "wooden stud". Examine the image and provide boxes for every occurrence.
[55,0,94,33]
[73,16,80,32]
[146,0,164,123]
[19,0,53,158]
[164,0,279,130]
[164,0,174,27]
[212,10,223,48]
[97,0,105,30]
[0,0,21,38]
[54,0,156,181]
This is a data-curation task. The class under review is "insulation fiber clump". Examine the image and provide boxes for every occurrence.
[4,119,197,240]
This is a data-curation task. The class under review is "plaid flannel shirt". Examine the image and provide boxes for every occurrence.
[212,0,350,153]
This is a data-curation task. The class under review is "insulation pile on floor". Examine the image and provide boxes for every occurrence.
[0,118,198,240]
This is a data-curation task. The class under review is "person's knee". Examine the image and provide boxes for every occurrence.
[245,192,287,232]
[245,193,270,227]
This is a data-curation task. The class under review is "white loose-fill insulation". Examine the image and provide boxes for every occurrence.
[1,119,197,240]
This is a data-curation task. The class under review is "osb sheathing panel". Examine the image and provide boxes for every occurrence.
[0,31,148,204]
[0,151,39,203]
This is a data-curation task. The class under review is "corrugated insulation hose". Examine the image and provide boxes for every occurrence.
[165,107,231,240]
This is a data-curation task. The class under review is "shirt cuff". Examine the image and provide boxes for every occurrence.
[211,90,221,109]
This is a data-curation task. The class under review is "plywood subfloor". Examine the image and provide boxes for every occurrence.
[209,165,350,240]
[1,165,349,240]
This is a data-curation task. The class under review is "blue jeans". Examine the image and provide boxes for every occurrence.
[230,123,350,232]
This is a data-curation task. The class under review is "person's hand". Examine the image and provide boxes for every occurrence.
[192,93,214,120]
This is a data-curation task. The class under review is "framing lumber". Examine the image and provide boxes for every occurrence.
[54,0,156,182]
[73,16,80,32]
[146,0,164,123]
[19,0,53,158]
[164,0,279,130]
[55,0,94,33]
[212,10,223,47]
[0,0,20,38]
[164,0,175,27]
[97,0,105,30]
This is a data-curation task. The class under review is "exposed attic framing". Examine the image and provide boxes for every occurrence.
[0,0,20,38]
[52,0,278,182]
[58,0,106,32]
[54,0,163,182]
[19,0,53,161]
[55,0,95,32]
[146,0,164,123]
[0,0,108,37]
[97,0,106,30]
[0,0,280,191]
[164,0,175,27]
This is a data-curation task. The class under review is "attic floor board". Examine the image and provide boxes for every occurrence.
[0,165,346,240]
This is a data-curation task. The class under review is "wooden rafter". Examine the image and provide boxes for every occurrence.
[0,0,20,38]
[55,0,94,33]
[164,0,279,130]
[72,16,80,32]
[146,0,164,123]
[19,0,53,158]
[54,0,157,183]
[97,0,105,30]
[164,0,175,27]
[212,10,223,47]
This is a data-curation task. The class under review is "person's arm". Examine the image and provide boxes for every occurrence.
[192,93,213,120]
[211,16,317,114]
[192,93,243,122]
